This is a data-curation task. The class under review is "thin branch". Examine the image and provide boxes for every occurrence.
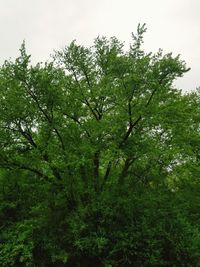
[0,156,50,181]
[17,122,37,149]
[145,76,166,108]
[63,112,91,138]
[22,80,66,151]
[93,150,100,192]
[101,160,112,190]
[83,98,100,121]
[145,87,157,108]
[118,157,136,184]
[82,68,92,88]
[71,66,100,121]
[53,126,65,151]
[128,100,133,125]
[119,115,142,148]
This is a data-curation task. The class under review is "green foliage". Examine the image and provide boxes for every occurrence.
[0,25,200,266]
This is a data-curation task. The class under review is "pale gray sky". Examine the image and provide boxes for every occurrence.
[0,0,199,91]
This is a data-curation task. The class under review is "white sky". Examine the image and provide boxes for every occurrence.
[0,0,199,91]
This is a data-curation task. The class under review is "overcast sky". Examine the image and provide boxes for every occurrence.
[0,0,199,91]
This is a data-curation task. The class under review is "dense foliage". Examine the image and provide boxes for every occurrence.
[0,25,200,266]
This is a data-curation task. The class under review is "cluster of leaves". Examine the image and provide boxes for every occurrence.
[0,25,200,266]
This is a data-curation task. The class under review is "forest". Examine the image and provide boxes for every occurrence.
[0,25,200,266]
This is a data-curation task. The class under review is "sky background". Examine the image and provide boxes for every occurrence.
[0,0,199,92]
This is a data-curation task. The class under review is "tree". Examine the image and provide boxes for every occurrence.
[0,25,190,189]
[0,25,200,266]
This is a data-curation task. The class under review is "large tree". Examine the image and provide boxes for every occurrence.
[0,25,192,189]
[1,25,200,266]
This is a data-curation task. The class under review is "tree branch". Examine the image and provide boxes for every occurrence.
[118,157,136,184]
[101,160,112,190]
[119,115,142,148]
[0,155,50,181]
[17,122,38,149]
[93,150,100,192]
[63,112,91,138]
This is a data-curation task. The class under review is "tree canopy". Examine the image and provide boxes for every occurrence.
[0,25,200,266]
